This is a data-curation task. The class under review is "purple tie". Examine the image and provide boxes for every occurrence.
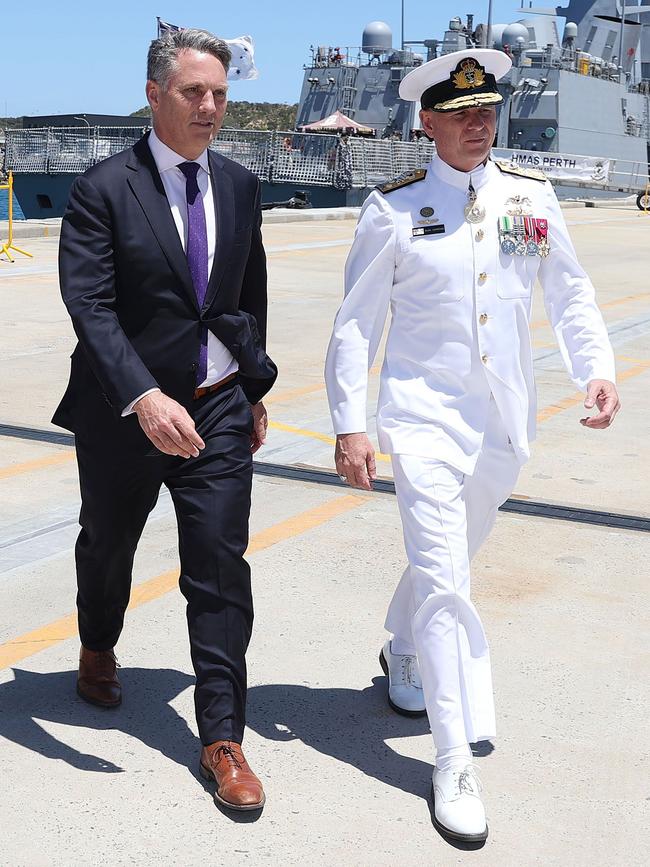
[178,161,209,384]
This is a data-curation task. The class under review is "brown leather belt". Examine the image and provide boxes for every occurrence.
[193,372,237,400]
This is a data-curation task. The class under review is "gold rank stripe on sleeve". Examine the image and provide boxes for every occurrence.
[376,169,427,194]
[494,160,547,182]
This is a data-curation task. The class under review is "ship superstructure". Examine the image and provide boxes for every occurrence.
[296,2,650,167]
[4,2,650,216]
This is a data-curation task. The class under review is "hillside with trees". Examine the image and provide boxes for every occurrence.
[130,101,298,131]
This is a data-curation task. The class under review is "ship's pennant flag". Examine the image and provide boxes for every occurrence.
[156,19,259,80]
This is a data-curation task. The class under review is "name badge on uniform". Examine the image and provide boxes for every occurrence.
[412,225,446,237]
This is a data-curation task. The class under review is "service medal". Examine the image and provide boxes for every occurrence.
[524,217,538,255]
[513,216,526,255]
[534,218,550,258]
[498,215,516,255]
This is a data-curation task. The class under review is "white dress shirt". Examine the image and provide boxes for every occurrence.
[123,128,238,414]
[325,155,616,473]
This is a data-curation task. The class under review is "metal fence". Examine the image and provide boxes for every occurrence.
[210,129,273,181]
[5,126,649,195]
[5,127,148,174]
[5,126,438,189]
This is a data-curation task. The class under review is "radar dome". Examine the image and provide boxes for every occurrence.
[501,23,529,48]
[362,21,392,56]
[563,22,578,39]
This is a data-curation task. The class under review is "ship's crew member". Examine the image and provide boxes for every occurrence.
[325,48,619,842]
[54,28,277,811]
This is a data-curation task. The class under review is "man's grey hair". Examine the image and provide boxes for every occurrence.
[147,29,231,89]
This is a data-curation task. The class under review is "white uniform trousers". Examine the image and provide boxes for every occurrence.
[385,400,521,749]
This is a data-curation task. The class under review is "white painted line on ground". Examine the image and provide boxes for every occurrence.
[0,265,58,277]
[565,214,648,227]
[265,239,352,253]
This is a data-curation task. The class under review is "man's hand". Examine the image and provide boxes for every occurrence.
[580,379,620,429]
[134,392,205,458]
[250,402,268,454]
[335,432,377,491]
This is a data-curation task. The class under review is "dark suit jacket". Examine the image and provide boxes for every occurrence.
[53,133,277,442]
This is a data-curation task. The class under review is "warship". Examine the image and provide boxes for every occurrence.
[4,0,650,216]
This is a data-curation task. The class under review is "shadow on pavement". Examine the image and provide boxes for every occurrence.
[1,667,196,773]
[2,669,433,798]
[2,667,492,840]
[246,677,432,800]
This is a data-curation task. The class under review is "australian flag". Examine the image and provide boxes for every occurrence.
[157,18,182,36]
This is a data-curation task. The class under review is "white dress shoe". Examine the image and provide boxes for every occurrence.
[432,763,488,842]
[379,639,426,716]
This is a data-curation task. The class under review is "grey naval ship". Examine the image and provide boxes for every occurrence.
[5,0,650,217]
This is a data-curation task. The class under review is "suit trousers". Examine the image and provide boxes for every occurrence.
[384,399,521,749]
[73,379,254,745]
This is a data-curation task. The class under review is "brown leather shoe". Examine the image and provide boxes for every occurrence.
[199,740,265,811]
[77,646,121,708]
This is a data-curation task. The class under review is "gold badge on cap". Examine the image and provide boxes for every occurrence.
[453,59,486,91]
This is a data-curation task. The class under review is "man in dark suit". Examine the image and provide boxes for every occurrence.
[53,28,277,811]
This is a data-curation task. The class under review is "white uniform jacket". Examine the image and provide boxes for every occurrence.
[325,155,616,473]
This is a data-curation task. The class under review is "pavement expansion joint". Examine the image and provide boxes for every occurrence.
[2,422,647,533]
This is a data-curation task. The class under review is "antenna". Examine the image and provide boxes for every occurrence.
[485,0,494,48]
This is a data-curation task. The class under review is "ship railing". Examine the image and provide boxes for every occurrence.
[306,45,362,69]
[5,126,147,173]
[5,127,649,196]
[210,129,274,181]
[346,137,436,186]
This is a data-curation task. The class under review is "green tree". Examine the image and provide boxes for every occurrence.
[129,102,298,130]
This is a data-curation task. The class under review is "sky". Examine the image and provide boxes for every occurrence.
[2,1,533,118]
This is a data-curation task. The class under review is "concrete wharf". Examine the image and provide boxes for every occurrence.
[0,206,648,865]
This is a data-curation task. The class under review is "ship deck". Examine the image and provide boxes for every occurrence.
[1,206,649,865]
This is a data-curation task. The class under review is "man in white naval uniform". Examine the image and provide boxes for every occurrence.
[324,49,620,842]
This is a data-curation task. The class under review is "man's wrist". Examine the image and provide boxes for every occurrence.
[123,388,161,417]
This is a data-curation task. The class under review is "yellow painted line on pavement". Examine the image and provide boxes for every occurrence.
[0,493,367,670]
[537,359,650,423]
[269,420,336,446]
[530,290,650,332]
[268,419,391,462]
[537,392,585,424]
[0,451,75,480]
[616,355,650,364]
[266,365,381,406]
[265,381,329,405]
[600,291,650,310]
[617,359,650,382]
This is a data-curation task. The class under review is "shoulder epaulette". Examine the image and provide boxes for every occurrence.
[494,160,547,182]
[376,169,427,194]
